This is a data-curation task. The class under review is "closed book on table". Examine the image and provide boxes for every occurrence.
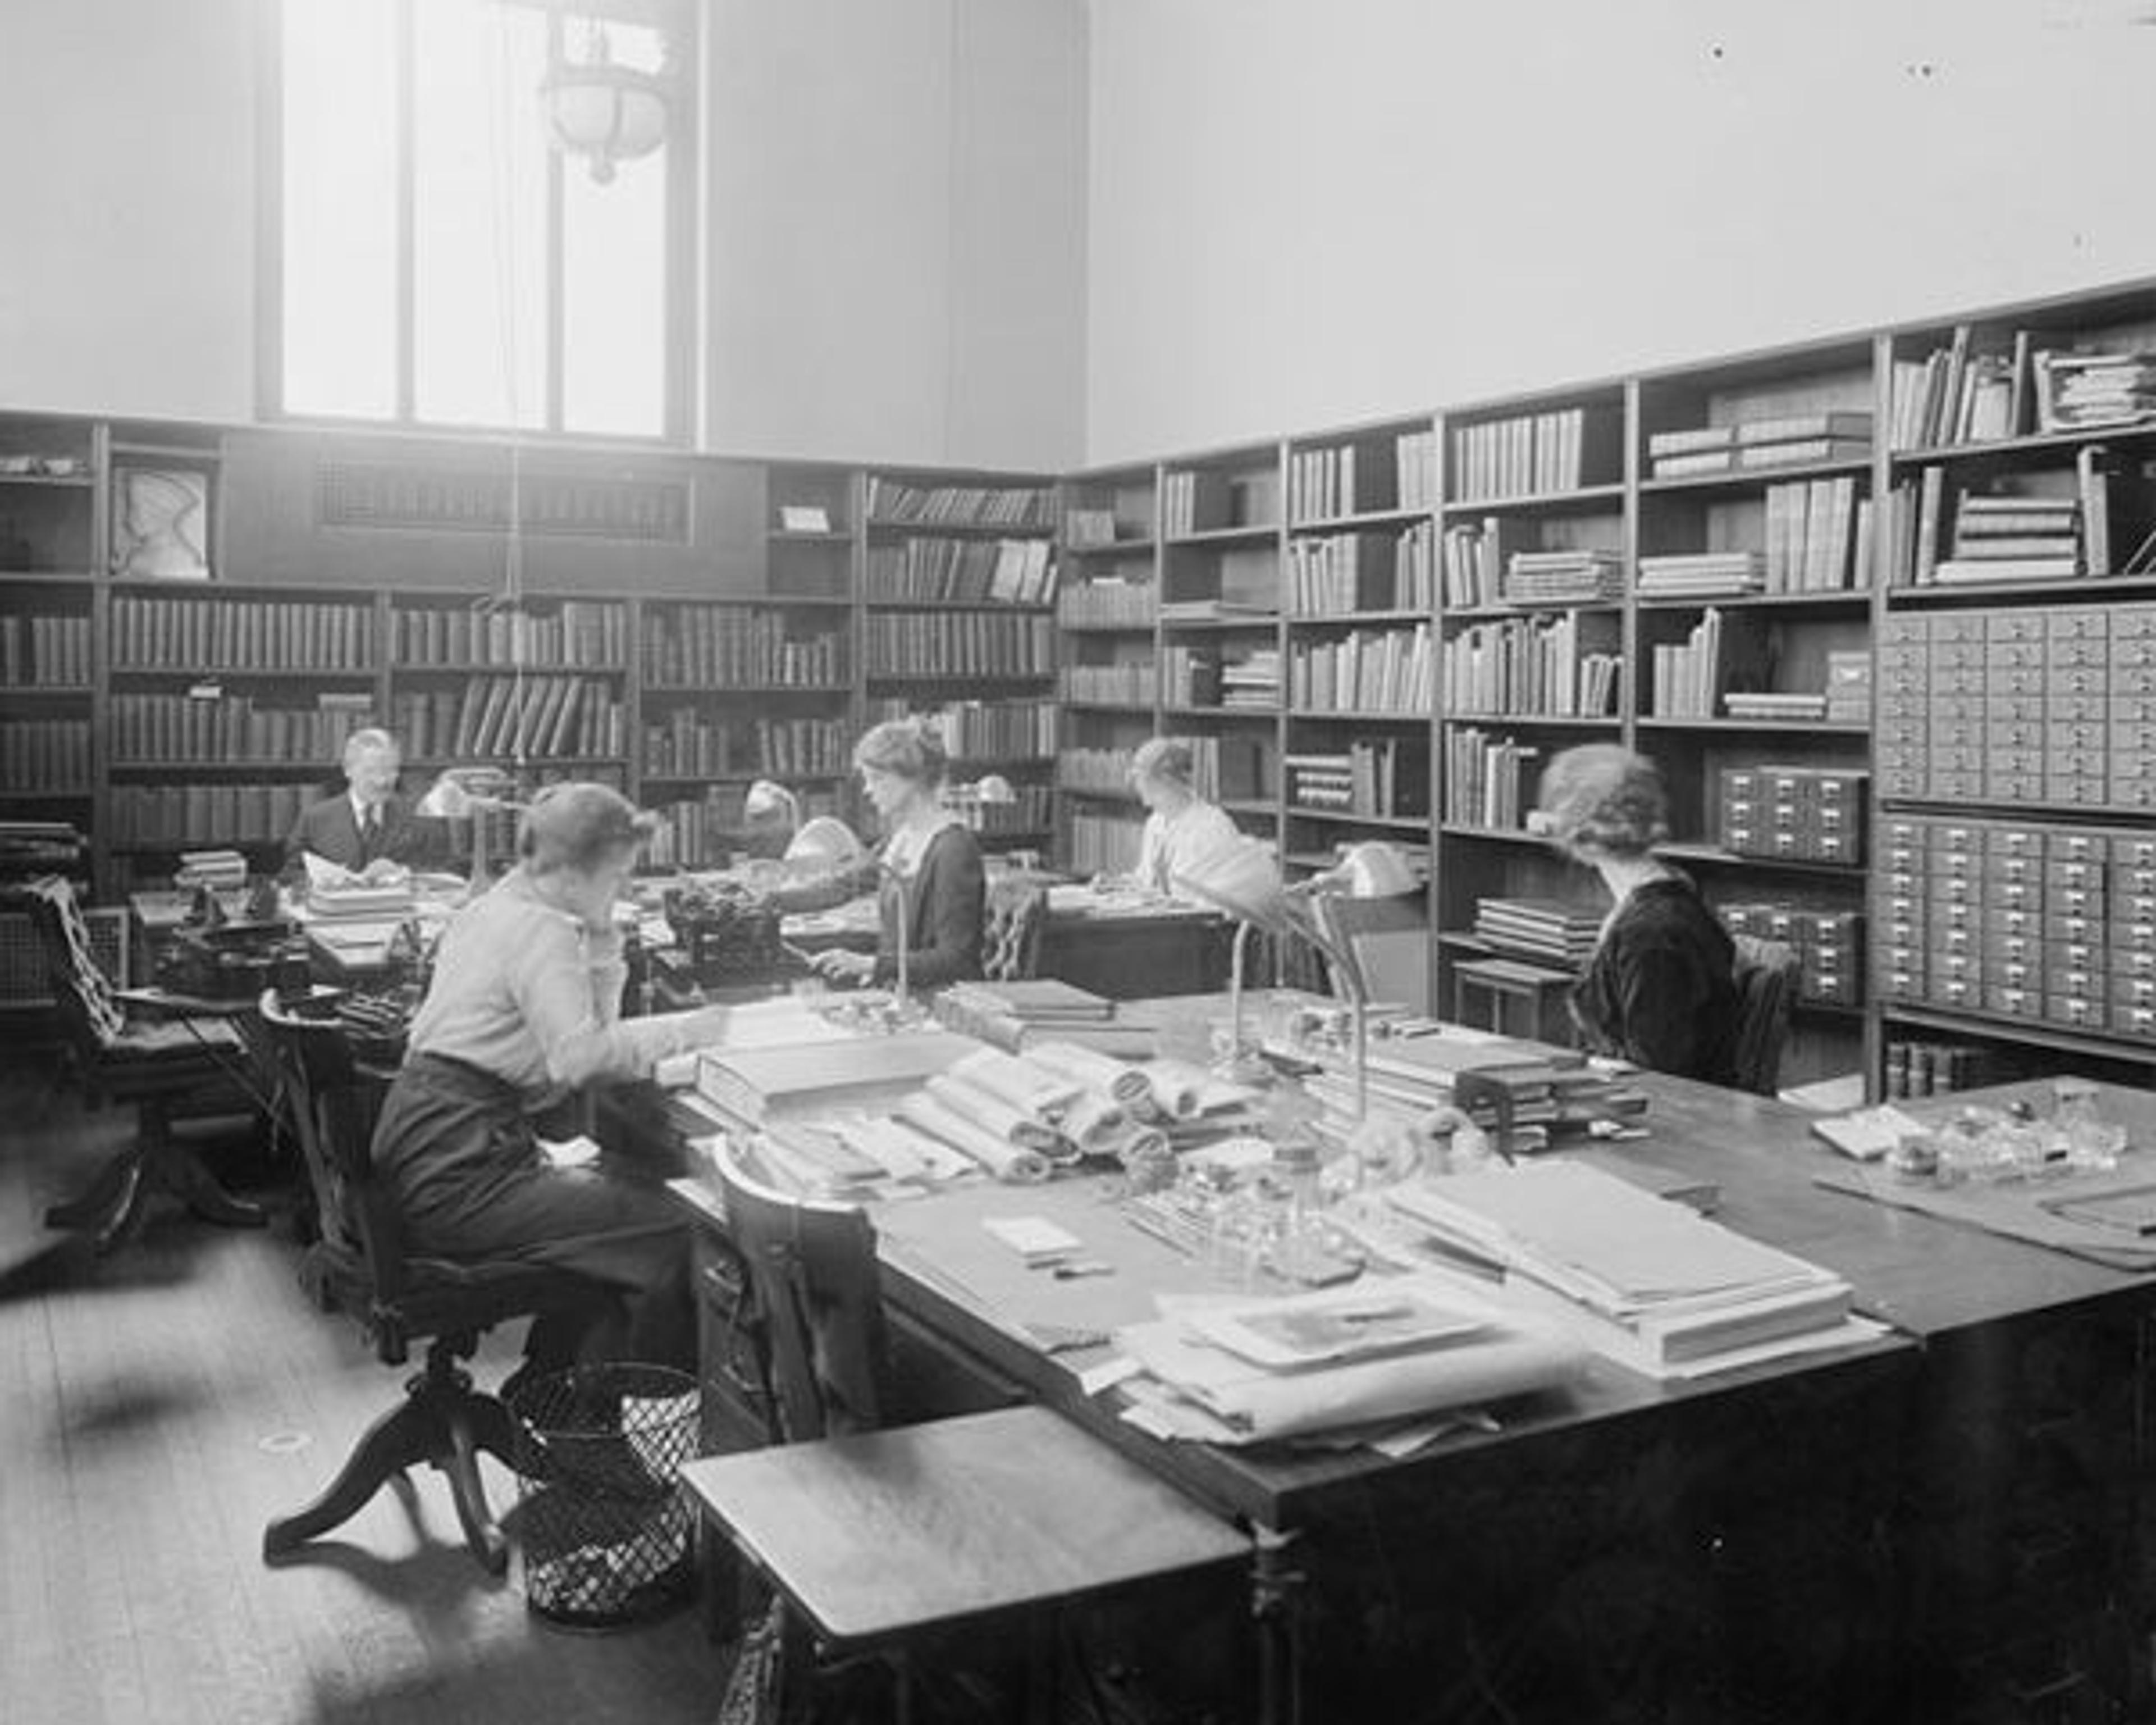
[695,1030,977,1124]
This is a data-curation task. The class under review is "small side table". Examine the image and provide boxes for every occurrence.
[1451,955,1575,1044]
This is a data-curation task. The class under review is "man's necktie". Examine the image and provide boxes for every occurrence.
[362,807,381,859]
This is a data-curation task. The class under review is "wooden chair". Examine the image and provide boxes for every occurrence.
[683,1141,1250,1723]
[1729,933,1801,1098]
[19,875,267,1254]
[254,991,612,1572]
[981,874,1049,984]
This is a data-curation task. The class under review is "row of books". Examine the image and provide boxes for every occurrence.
[1396,428,1442,512]
[111,596,374,671]
[1442,611,1623,718]
[0,613,92,686]
[1286,440,1431,524]
[1056,745,1136,797]
[640,712,851,781]
[969,784,1054,833]
[0,820,86,874]
[643,788,838,871]
[394,601,626,668]
[106,782,317,846]
[1285,623,1437,714]
[861,611,1054,678]
[1473,897,1600,965]
[1058,662,1158,707]
[865,537,1058,605]
[1283,742,1420,819]
[108,693,372,765]
[871,698,1058,761]
[1889,329,2029,449]
[1649,607,1741,718]
[1059,578,1155,628]
[389,674,623,761]
[1450,405,1623,501]
[1762,476,1871,594]
[1062,506,1136,547]
[1881,1038,1998,1099]
[1442,728,1540,830]
[1162,645,1259,709]
[865,478,1054,530]
[0,718,91,787]
[1065,807,1144,878]
[1891,450,2156,585]
[1283,529,1439,615]
[1162,468,1280,537]
[1646,411,1872,478]
[640,609,846,688]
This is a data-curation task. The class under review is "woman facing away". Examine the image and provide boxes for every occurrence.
[1535,743,1741,1087]
[371,782,731,1382]
[1128,736,1245,897]
[809,718,986,992]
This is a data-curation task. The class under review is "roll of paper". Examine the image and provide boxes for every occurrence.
[1060,1092,1130,1157]
[1028,1039,1150,1106]
[1140,1057,1211,1119]
[895,1090,1050,1184]
[925,1072,1070,1157]
[950,1046,1082,1119]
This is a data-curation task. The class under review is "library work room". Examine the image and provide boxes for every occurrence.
[8,6,2156,1725]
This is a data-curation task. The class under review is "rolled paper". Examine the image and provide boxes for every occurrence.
[1140,1057,1210,1120]
[951,1046,1082,1119]
[925,1073,1071,1157]
[1099,1120,1171,1169]
[1028,1039,1151,1106]
[829,1114,969,1183]
[895,1090,1050,1184]
[1060,1092,1130,1157]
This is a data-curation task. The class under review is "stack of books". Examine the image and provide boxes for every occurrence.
[1724,691,1827,722]
[1219,647,1281,709]
[1647,413,1872,478]
[1387,1161,1863,1377]
[1502,550,1624,605]
[1935,493,2082,583]
[1636,551,1765,597]
[2037,349,2156,431]
[1472,897,1601,966]
[176,848,250,892]
[938,978,1114,1042]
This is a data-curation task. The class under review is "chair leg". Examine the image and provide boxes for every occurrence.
[43,1144,145,1239]
[47,1096,266,1253]
[263,1341,513,1575]
[159,1137,268,1230]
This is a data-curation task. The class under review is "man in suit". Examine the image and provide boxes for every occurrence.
[282,727,447,882]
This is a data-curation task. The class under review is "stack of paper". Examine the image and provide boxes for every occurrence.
[1387,1162,1862,1376]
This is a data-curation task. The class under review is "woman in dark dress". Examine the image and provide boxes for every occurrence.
[808,718,986,993]
[1536,744,1741,1086]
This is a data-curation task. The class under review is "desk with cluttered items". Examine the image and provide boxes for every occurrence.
[618,984,2058,1719]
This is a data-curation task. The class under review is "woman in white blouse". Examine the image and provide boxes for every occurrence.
[1130,736,1244,896]
[373,783,729,1380]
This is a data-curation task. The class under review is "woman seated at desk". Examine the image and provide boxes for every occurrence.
[1127,736,1244,897]
[370,783,729,1381]
[808,719,985,991]
[1536,743,1740,1086]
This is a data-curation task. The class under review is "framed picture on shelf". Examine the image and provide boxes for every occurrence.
[112,466,212,579]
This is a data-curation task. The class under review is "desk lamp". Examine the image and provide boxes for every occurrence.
[417,766,527,892]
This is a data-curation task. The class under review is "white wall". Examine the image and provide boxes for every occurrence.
[1084,0,2156,462]
[0,0,260,423]
[0,0,1089,469]
[701,0,1088,469]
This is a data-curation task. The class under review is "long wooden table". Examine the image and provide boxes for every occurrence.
[635,1002,2156,1721]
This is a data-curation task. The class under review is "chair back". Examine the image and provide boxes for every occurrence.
[255,991,415,1325]
[713,1139,889,1443]
[20,876,124,1055]
[1312,891,1433,1016]
[1729,934,1800,1097]
[981,877,1048,983]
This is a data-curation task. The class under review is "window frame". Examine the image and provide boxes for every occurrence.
[256,0,696,446]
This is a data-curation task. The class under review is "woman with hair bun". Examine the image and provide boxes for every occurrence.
[809,719,986,991]
[1127,735,1244,896]
[371,782,730,1378]
[1535,745,1739,1085]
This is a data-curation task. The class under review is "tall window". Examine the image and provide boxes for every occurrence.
[271,0,689,441]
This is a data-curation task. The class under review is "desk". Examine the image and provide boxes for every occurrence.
[633,1011,2156,1721]
[780,884,1230,1001]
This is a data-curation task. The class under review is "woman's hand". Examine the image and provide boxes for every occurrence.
[809,948,875,987]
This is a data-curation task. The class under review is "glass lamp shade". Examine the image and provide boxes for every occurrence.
[540,54,668,184]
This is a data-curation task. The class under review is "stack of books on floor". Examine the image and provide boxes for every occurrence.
[1933,492,2082,583]
[1387,1160,1870,1378]
[1473,897,1600,966]
[1502,550,1624,605]
[1636,551,1765,596]
[1724,691,1827,722]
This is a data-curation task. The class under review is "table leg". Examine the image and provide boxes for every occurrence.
[1250,1522,1303,1725]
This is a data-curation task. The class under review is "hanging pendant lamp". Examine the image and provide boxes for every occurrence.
[540,21,668,184]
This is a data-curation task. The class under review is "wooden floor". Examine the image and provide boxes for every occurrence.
[0,1053,735,1725]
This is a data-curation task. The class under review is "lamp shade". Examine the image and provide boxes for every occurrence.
[540,39,668,184]
[1322,841,1420,901]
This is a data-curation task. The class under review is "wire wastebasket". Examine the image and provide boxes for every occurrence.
[507,1362,701,1629]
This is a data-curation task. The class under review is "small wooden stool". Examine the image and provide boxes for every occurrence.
[1451,955,1574,1043]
